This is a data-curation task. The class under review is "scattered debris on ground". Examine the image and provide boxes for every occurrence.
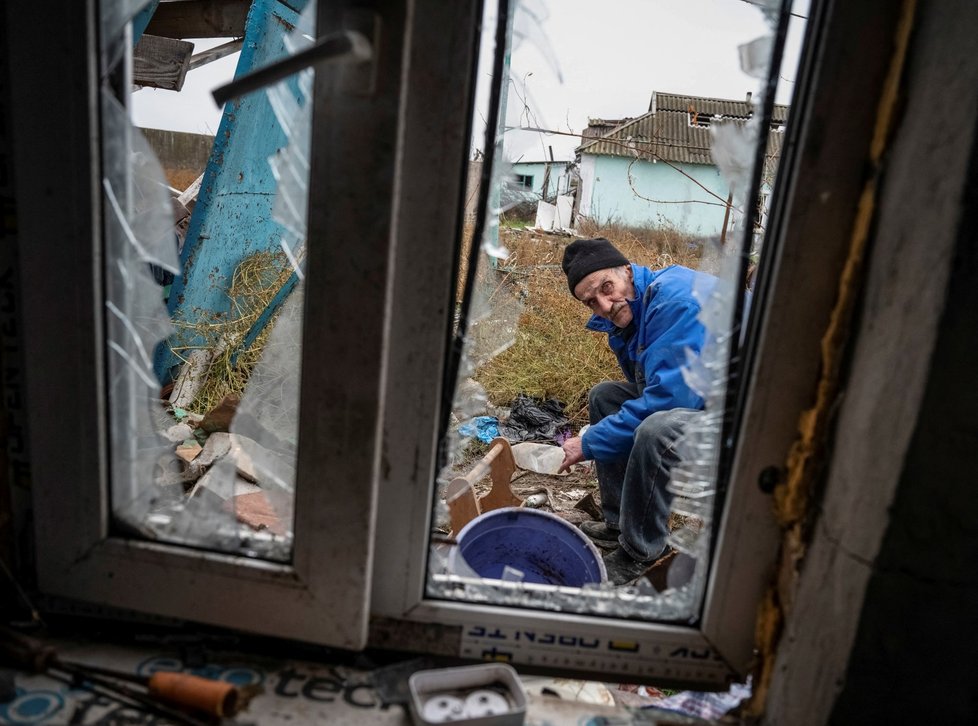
[155,396,288,537]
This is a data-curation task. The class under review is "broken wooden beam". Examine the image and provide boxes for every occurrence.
[189,39,243,71]
[134,34,194,91]
[145,0,249,40]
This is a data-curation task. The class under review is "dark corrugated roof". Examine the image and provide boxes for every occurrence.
[577,91,788,174]
[653,91,789,122]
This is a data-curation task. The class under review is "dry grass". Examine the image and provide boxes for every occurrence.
[470,221,702,424]
[169,250,293,414]
[164,221,702,425]
[164,167,206,193]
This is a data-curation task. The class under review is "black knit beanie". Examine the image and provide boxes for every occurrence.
[561,237,630,294]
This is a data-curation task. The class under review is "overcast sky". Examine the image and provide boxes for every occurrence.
[132,0,808,160]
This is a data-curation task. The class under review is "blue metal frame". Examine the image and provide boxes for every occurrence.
[155,0,310,382]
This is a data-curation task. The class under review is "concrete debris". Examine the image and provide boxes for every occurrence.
[154,452,192,493]
[225,491,286,535]
[156,395,292,539]
[188,465,262,503]
[524,492,549,508]
[186,431,263,483]
[229,436,259,483]
[188,432,233,478]
[162,422,195,442]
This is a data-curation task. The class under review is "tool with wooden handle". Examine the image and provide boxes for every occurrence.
[0,626,252,723]
[60,661,245,718]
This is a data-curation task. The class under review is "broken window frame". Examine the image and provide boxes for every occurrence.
[369,0,803,683]
[19,0,411,651]
[367,0,886,685]
[12,0,901,691]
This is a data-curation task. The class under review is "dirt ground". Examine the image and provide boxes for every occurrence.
[440,441,693,550]
[497,462,602,525]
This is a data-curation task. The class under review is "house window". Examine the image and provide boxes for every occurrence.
[514,173,533,189]
[103,0,313,564]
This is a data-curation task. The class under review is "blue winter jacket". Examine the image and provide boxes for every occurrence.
[580,264,712,462]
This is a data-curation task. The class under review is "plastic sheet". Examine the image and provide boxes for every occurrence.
[499,394,569,443]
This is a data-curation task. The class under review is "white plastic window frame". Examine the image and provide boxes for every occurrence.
[369,0,893,686]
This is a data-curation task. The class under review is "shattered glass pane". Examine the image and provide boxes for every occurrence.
[100,0,315,561]
[427,0,807,620]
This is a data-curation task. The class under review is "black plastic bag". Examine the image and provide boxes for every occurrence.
[500,393,571,443]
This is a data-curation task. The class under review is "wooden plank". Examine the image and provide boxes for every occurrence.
[145,0,249,40]
[134,34,195,91]
[189,39,243,70]
[445,477,481,536]
[479,437,522,512]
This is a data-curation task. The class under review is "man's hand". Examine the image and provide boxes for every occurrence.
[559,435,585,473]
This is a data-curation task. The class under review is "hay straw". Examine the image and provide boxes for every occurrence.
[168,250,295,415]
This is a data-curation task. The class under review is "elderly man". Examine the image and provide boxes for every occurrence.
[558,237,711,585]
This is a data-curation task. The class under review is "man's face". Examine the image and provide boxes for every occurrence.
[573,265,636,327]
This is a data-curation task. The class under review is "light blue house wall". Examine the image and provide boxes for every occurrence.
[580,154,731,236]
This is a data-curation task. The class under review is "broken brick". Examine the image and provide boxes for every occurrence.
[225,491,286,535]
[175,441,203,463]
[200,393,240,434]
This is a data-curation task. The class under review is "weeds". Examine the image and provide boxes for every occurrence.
[469,221,703,425]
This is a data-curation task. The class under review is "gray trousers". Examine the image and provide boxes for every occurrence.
[588,381,697,561]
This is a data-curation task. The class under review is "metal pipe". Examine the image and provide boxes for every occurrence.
[212,29,371,106]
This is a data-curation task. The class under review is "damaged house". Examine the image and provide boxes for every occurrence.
[574,91,788,236]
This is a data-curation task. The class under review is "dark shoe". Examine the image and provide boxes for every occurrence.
[580,520,621,547]
[602,546,657,585]
[646,549,696,592]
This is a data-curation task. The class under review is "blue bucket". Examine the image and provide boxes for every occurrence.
[450,507,607,586]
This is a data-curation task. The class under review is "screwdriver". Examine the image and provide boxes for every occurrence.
[0,626,254,723]
[59,660,249,719]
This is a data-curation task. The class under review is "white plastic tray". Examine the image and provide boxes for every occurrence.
[407,663,527,726]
